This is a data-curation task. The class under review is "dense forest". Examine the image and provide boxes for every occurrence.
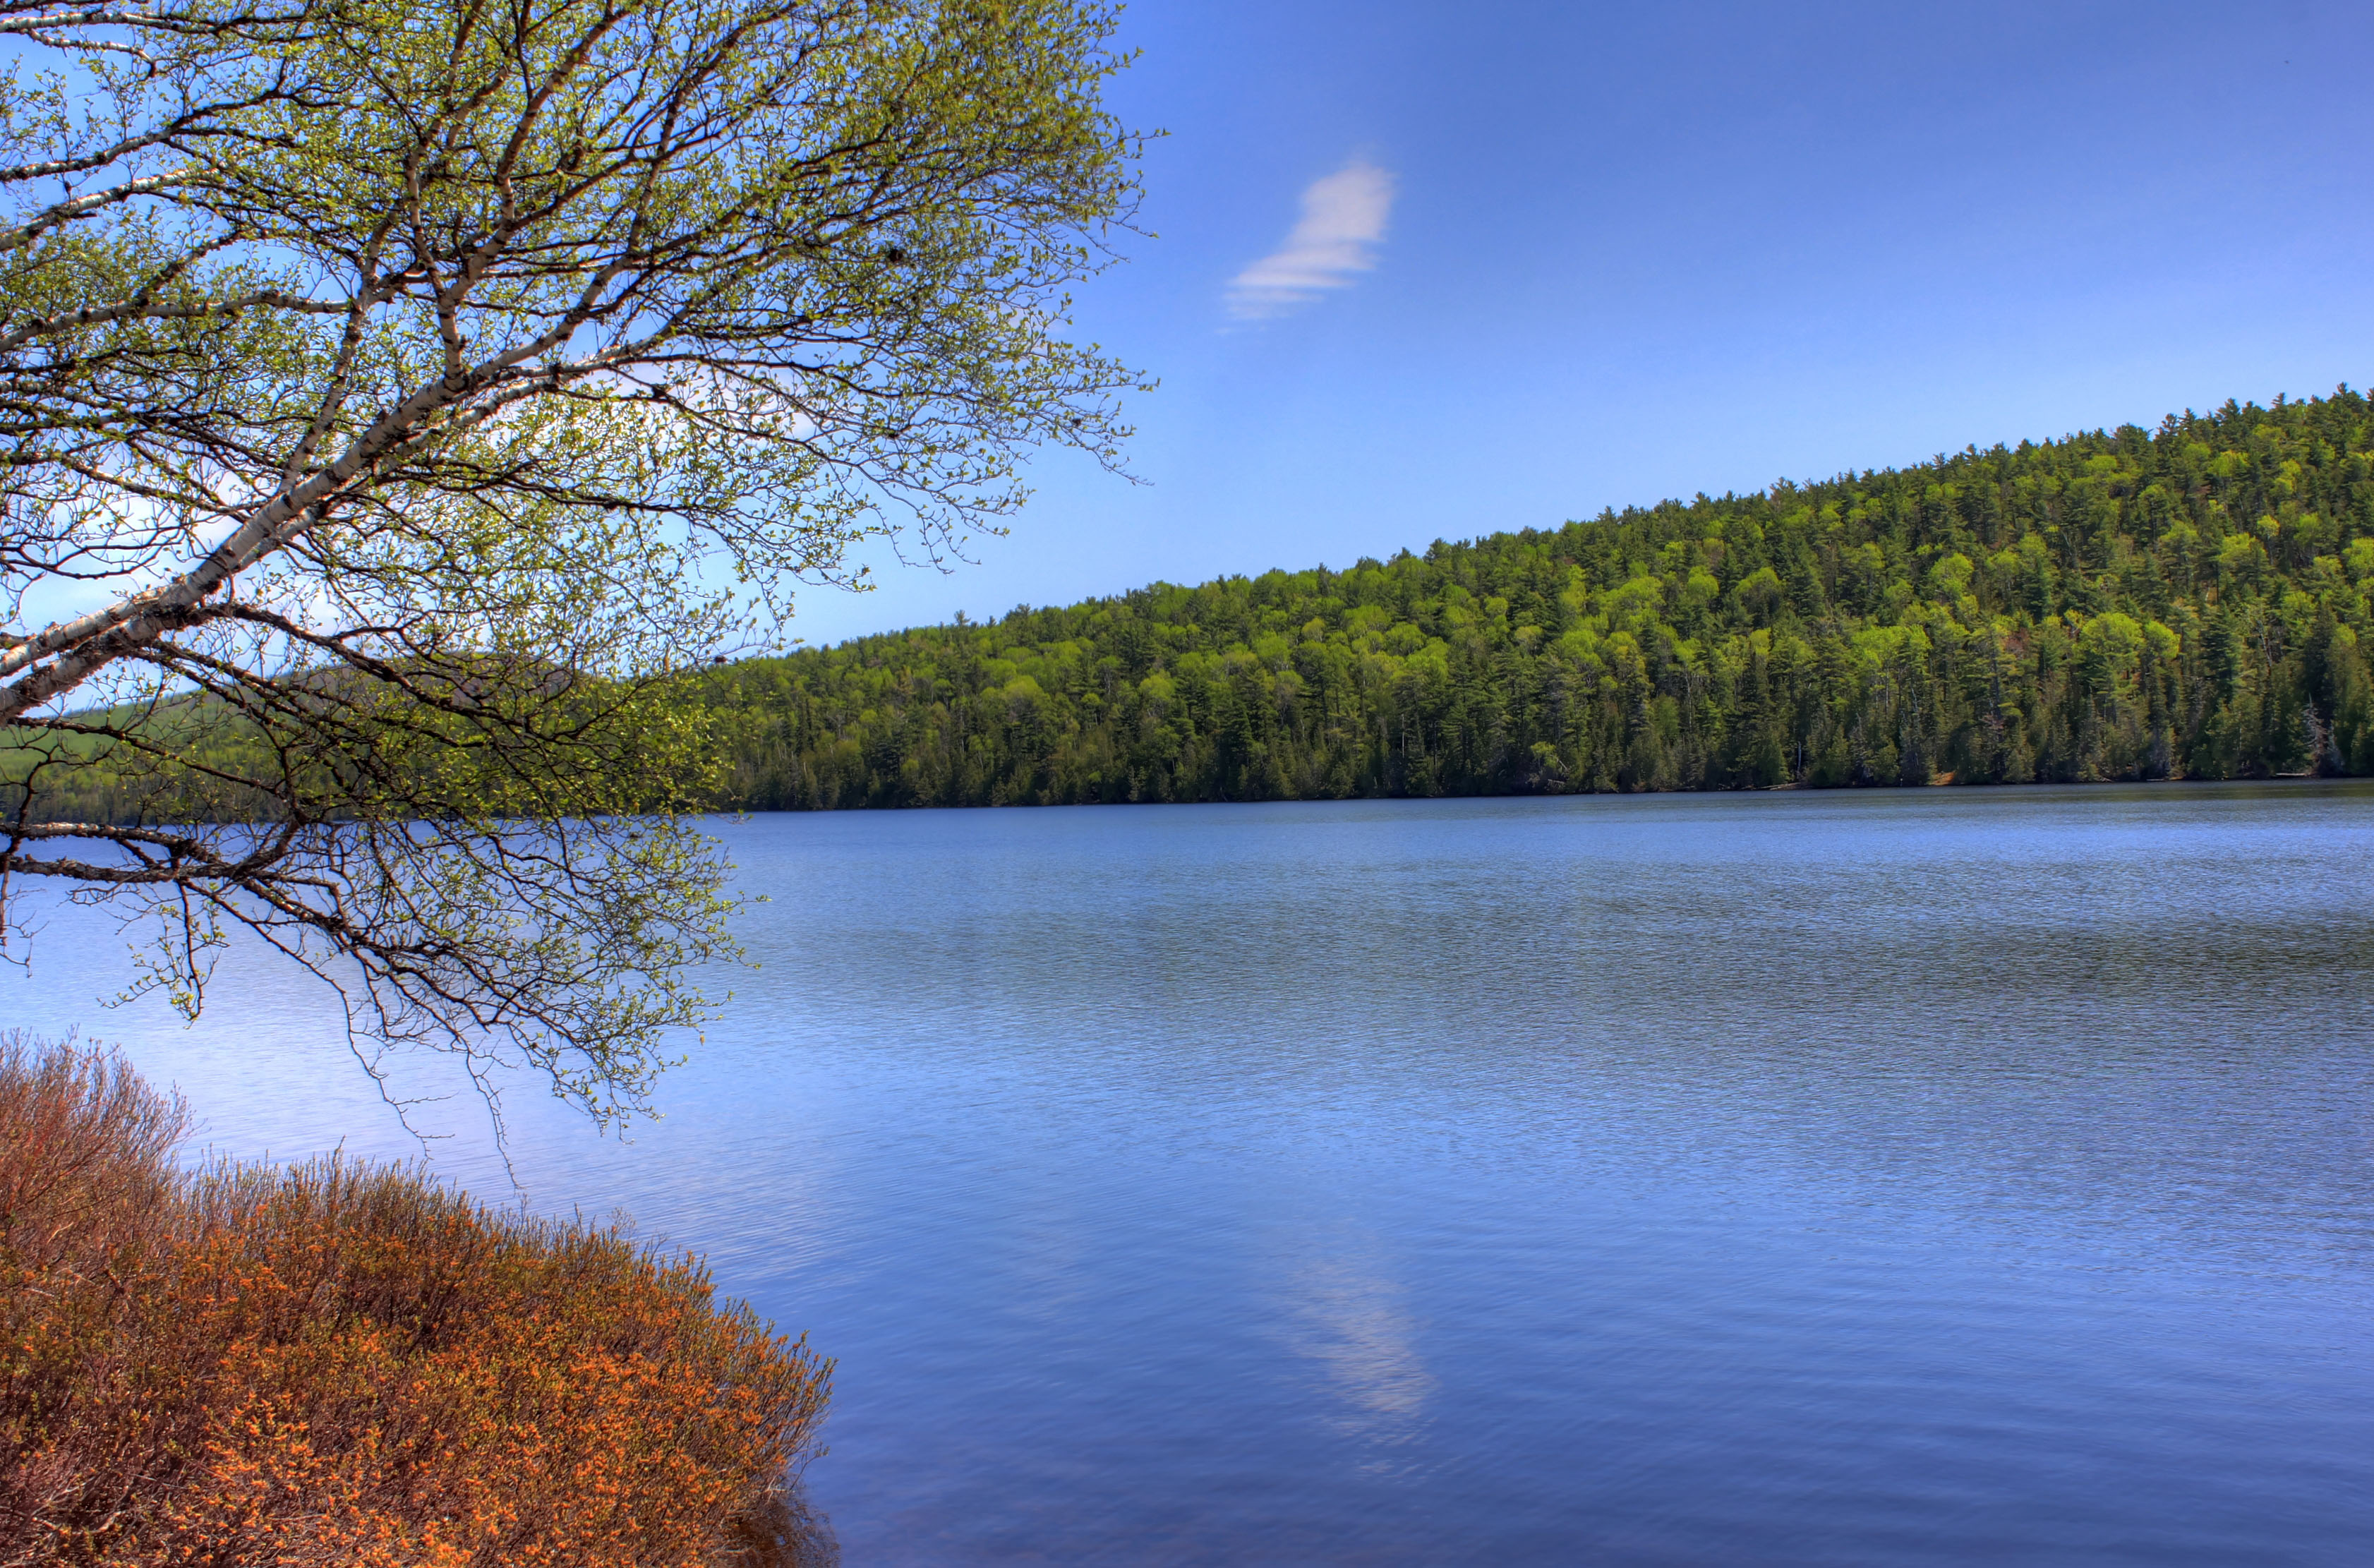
[698,388,2374,807]
[21,388,2374,823]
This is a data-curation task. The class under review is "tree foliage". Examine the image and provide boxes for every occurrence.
[0,0,1141,1117]
[701,390,2374,806]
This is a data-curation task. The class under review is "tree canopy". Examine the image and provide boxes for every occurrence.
[0,0,1142,1123]
[694,390,2374,807]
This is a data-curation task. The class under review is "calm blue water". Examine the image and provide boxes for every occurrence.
[10,783,2374,1564]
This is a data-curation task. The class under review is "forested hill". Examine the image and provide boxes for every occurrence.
[701,389,2374,807]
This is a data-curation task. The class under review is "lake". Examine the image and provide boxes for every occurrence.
[11,782,2374,1564]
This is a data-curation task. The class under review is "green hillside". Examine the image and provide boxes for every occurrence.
[699,388,2374,806]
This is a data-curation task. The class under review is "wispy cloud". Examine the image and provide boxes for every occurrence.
[1226,161,1395,321]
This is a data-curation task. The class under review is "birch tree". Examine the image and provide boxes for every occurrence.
[0,0,1142,1123]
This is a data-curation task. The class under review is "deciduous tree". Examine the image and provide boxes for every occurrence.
[0,0,1143,1124]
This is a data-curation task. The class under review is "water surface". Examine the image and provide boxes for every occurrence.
[12,783,2374,1564]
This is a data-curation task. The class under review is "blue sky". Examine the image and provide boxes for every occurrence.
[795,0,2374,646]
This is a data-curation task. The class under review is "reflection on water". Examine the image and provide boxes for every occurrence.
[1279,1246,1433,1449]
[8,781,2374,1564]
[719,1483,839,1568]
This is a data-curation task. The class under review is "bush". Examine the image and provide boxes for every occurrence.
[0,1032,833,1566]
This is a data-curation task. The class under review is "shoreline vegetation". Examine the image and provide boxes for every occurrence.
[697,389,2373,808]
[0,1033,834,1567]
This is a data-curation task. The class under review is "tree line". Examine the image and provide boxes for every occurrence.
[699,389,2374,807]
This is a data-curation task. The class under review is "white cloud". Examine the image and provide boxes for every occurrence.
[1226,161,1395,320]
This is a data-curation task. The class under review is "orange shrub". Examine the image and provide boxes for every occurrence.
[0,1032,833,1567]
